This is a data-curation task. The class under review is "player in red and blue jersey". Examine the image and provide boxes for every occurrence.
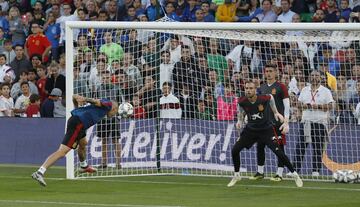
[32,95,118,187]
[227,80,302,188]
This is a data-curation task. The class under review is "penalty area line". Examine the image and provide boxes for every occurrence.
[0,200,184,207]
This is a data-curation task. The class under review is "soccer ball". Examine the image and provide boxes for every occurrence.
[333,170,358,183]
[118,102,134,118]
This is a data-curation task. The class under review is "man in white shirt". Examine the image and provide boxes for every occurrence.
[160,50,174,88]
[277,0,296,23]
[0,54,15,83]
[160,82,182,118]
[293,70,334,177]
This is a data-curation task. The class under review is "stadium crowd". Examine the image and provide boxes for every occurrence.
[0,0,359,121]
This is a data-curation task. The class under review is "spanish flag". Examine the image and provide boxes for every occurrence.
[326,72,337,91]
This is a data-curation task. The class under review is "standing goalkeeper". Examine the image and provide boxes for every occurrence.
[228,80,302,187]
[32,95,119,187]
[250,64,290,181]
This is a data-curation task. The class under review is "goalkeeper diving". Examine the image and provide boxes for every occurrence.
[32,95,119,187]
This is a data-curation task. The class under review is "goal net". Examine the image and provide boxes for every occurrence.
[65,21,360,181]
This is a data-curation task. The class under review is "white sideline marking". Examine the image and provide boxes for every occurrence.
[0,200,183,207]
[1,175,360,192]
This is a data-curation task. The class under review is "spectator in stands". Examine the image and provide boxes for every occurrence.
[40,87,62,117]
[196,55,210,89]
[132,94,146,118]
[10,44,31,81]
[160,81,182,118]
[159,50,174,88]
[100,30,124,64]
[123,52,143,89]
[206,69,224,99]
[349,81,360,111]
[137,75,161,118]
[194,8,206,22]
[107,0,119,21]
[256,0,277,22]
[31,53,42,68]
[0,54,15,84]
[276,0,295,23]
[121,29,142,66]
[2,39,15,64]
[294,70,334,177]
[116,71,136,102]
[312,9,326,22]
[216,0,237,22]
[172,45,201,96]
[44,11,61,62]
[204,92,217,120]
[174,0,188,21]
[76,34,92,55]
[14,81,31,117]
[0,27,5,54]
[11,70,38,100]
[324,0,339,22]
[26,94,41,117]
[27,68,37,85]
[201,1,215,22]
[348,65,360,98]
[117,0,134,21]
[197,100,212,120]
[318,43,341,76]
[162,35,181,64]
[177,84,197,119]
[45,61,65,95]
[25,21,51,63]
[124,6,137,21]
[36,65,47,103]
[8,6,26,46]
[0,82,14,117]
[335,74,354,123]
[58,53,66,76]
[340,0,352,21]
[217,83,238,121]
[146,0,164,21]
[98,9,109,21]
[165,2,181,21]
[226,41,260,75]
[207,38,228,83]
[89,56,108,93]
[86,0,98,18]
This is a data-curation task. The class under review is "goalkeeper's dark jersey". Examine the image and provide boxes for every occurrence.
[238,95,272,131]
[259,81,288,125]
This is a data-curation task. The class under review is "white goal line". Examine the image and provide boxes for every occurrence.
[0,200,183,207]
[2,175,360,192]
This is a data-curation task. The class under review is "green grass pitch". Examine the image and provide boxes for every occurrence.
[0,164,359,207]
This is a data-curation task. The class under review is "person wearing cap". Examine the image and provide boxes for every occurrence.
[40,87,62,117]
[24,20,51,63]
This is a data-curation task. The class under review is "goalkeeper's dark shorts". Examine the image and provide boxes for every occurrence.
[237,127,274,149]
[96,117,120,139]
[62,116,86,149]
[272,125,286,145]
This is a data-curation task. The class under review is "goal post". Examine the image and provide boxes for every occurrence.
[65,21,360,181]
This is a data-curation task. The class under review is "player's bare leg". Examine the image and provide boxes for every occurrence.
[114,138,121,169]
[32,144,71,186]
[99,138,108,168]
[78,138,97,173]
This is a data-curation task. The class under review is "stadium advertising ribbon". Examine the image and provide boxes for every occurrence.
[322,126,360,172]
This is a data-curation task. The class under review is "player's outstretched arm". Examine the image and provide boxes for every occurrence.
[73,94,102,107]
[269,95,284,123]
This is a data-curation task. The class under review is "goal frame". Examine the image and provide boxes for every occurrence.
[65,21,360,179]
